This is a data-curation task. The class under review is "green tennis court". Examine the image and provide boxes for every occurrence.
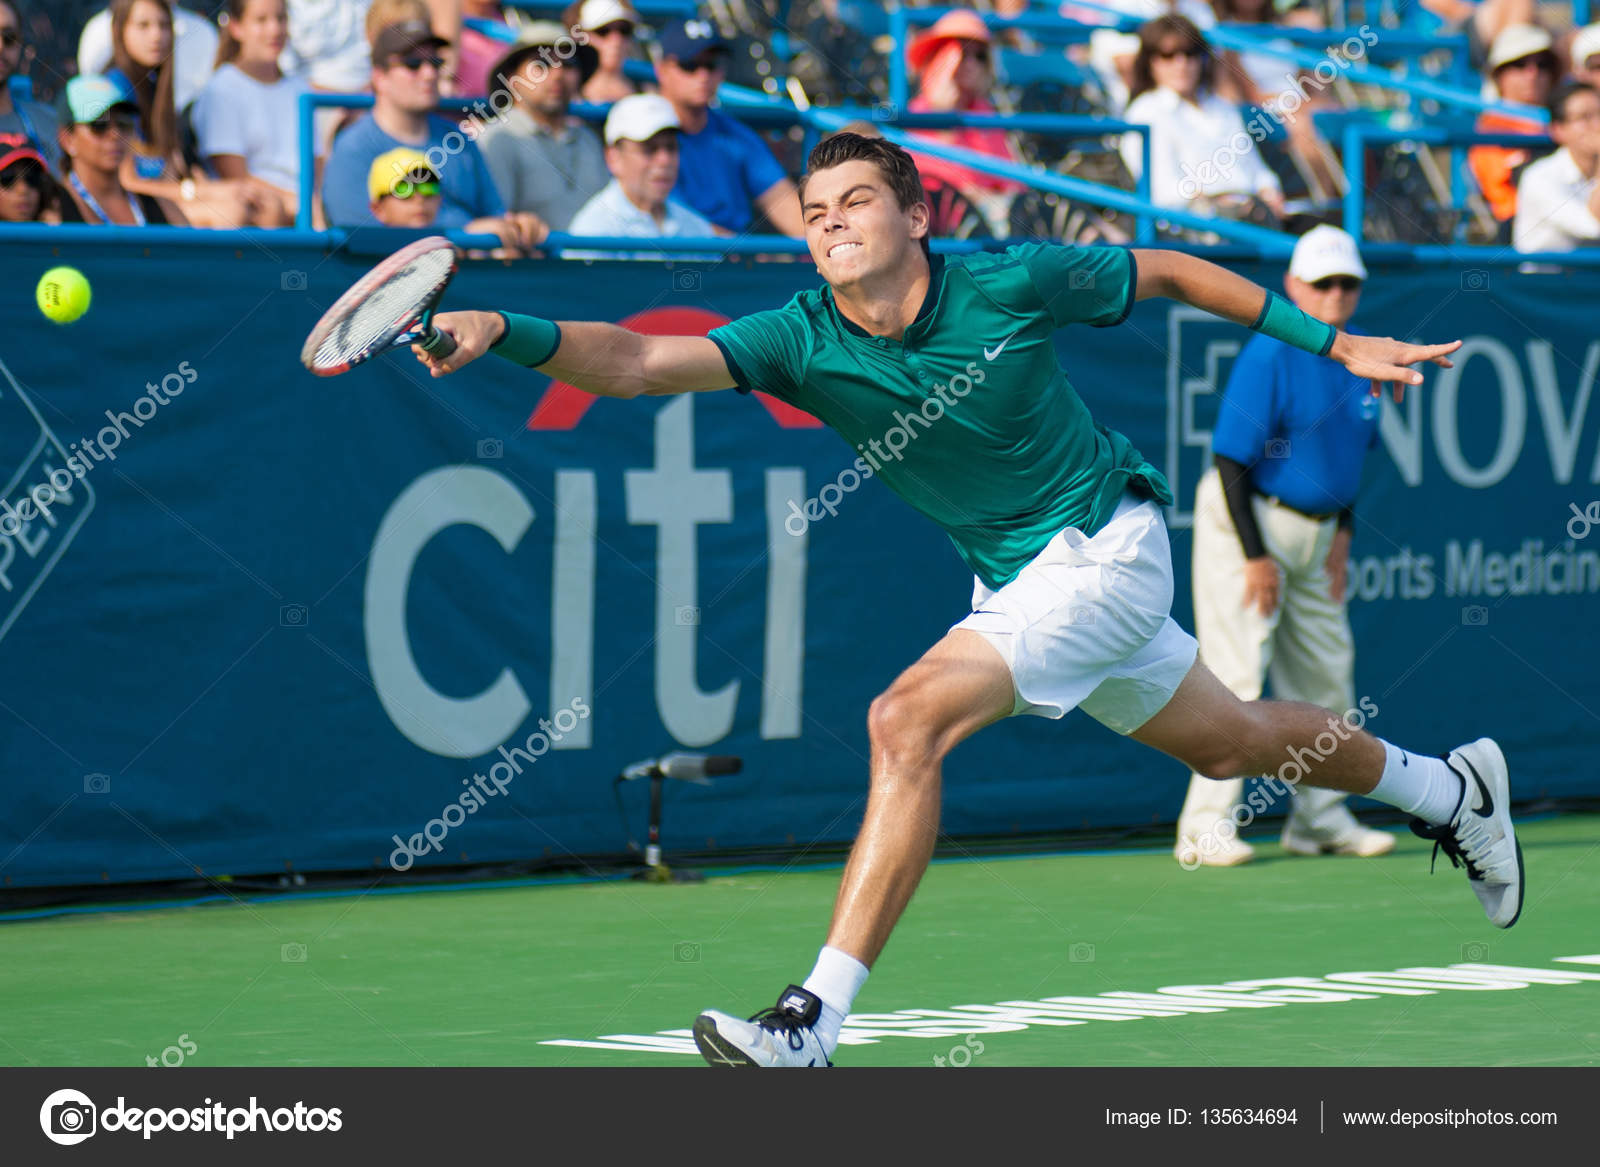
[6,813,1597,1068]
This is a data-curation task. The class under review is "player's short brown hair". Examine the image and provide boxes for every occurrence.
[799,132,931,256]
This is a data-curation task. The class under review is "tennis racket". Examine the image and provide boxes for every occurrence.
[300,235,460,377]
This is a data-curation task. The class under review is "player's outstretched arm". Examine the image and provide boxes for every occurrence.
[1132,249,1460,395]
[413,310,737,398]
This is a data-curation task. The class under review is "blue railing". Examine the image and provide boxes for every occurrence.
[1340,123,1551,241]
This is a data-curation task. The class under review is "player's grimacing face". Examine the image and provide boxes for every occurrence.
[802,160,924,285]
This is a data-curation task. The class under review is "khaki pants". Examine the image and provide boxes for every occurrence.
[1177,468,1356,838]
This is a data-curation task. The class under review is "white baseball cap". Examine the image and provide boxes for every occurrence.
[1573,23,1600,69]
[580,0,637,30]
[1289,225,1368,283]
[1487,23,1554,71]
[604,93,680,144]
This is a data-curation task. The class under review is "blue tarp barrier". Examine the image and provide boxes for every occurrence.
[1,236,1596,887]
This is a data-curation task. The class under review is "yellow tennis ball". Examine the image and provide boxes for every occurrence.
[37,267,92,324]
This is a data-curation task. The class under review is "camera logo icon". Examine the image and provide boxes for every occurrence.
[871,102,898,122]
[672,270,702,292]
[279,604,308,627]
[1265,438,1292,459]
[40,1088,97,1145]
[1460,270,1489,292]
[281,270,308,292]
[477,438,504,460]
[1461,605,1489,626]
[674,941,701,963]
[83,772,111,794]
[675,605,700,626]
[1068,270,1095,290]
[282,942,308,962]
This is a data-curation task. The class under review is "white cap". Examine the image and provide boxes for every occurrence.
[579,0,637,30]
[1487,23,1554,71]
[1573,23,1600,69]
[1289,225,1368,283]
[604,93,680,144]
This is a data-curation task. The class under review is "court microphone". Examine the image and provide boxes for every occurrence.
[619,753,743,786]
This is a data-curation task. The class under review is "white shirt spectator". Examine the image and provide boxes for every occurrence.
[567,179,718,259]
[1514,147,1600,252]
[190,64,316,193]
[1121,86,1282,207]
[282,0,373,92]
[78,6,220,111]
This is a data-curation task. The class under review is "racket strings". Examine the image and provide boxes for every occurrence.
[310,249,455,370]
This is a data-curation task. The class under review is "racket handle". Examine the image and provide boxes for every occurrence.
[420,326,457,360]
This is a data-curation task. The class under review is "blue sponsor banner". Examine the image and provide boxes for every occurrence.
[0,236,1595,888]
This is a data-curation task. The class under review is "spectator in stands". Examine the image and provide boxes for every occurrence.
[567,93,718,255]
[0,0,63,171]
[79,0,218,114]
[572,0,644,103]
[1085,0,1217,114]
[652,17,803,235]
[1418,0,1536,72]
[107,0,270,230]
[1515,81,1600,252]
[366,145,530,251]
[322,20,541,246]
[1121,15,1284,226]
[1571,22,1600,88]
[190,0,310,227]
[1471,23,1558,232]
[1209,0,1341,198]
[285,0,387,95]
[475,21,606,230]
[456,0,513,97]
[56,74,179,225]
[0,144,62,222]
[903,9,1024,230]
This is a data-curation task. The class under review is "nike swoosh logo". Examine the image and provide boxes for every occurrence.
[1400,752,1408,767]
[983,334,1015,361]
[1462,759,1494,817]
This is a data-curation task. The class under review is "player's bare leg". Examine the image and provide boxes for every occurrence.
[1131,659,1523,927]
[692,630,1014,1066]
[823,629,1017,966]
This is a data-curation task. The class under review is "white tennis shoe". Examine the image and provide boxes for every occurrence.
[1410,738,1524,928]
[693,985,832,1068]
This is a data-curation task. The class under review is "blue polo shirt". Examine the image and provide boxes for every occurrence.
[671,106,788,233]
[321,112,505,228]
[1212,332,1379,514]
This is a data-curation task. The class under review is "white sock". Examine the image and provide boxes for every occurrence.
[1368,741,1464,825]
[802,945,869,1055]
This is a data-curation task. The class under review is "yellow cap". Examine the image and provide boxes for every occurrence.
[368,148,439,202]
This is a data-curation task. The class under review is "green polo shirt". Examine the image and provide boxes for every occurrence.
[708,243,1172,590]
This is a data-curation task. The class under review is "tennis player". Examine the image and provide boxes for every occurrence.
[414,133,1524,1068]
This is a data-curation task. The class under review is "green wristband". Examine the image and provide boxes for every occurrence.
[1252,292,1337,357]
[491,312,562,367]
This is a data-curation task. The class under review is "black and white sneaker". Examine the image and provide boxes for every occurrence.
[1410,738,1524,928]
[693,985,832,1068]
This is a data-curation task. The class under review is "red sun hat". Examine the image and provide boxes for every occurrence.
[0,145,47,173]
[906,9,992,73]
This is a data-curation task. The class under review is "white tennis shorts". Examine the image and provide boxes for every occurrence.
[953,492,1199,735]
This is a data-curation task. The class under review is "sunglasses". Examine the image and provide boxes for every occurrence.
[390,177,441,199]
[394,54,443,72]
[0,166,43,190]
[1155,46,1206,61]
[960,43,989,64]
[1310,275,1362,292]
[82,114,138,135]
[676,54,726,74]
[593,22,634,37]
[623,136,678,155]
[1501,54,1558,73]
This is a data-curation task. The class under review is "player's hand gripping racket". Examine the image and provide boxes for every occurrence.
[300,235,460,376]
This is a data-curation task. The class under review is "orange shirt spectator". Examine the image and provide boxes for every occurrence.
[1470,24,1558,222]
